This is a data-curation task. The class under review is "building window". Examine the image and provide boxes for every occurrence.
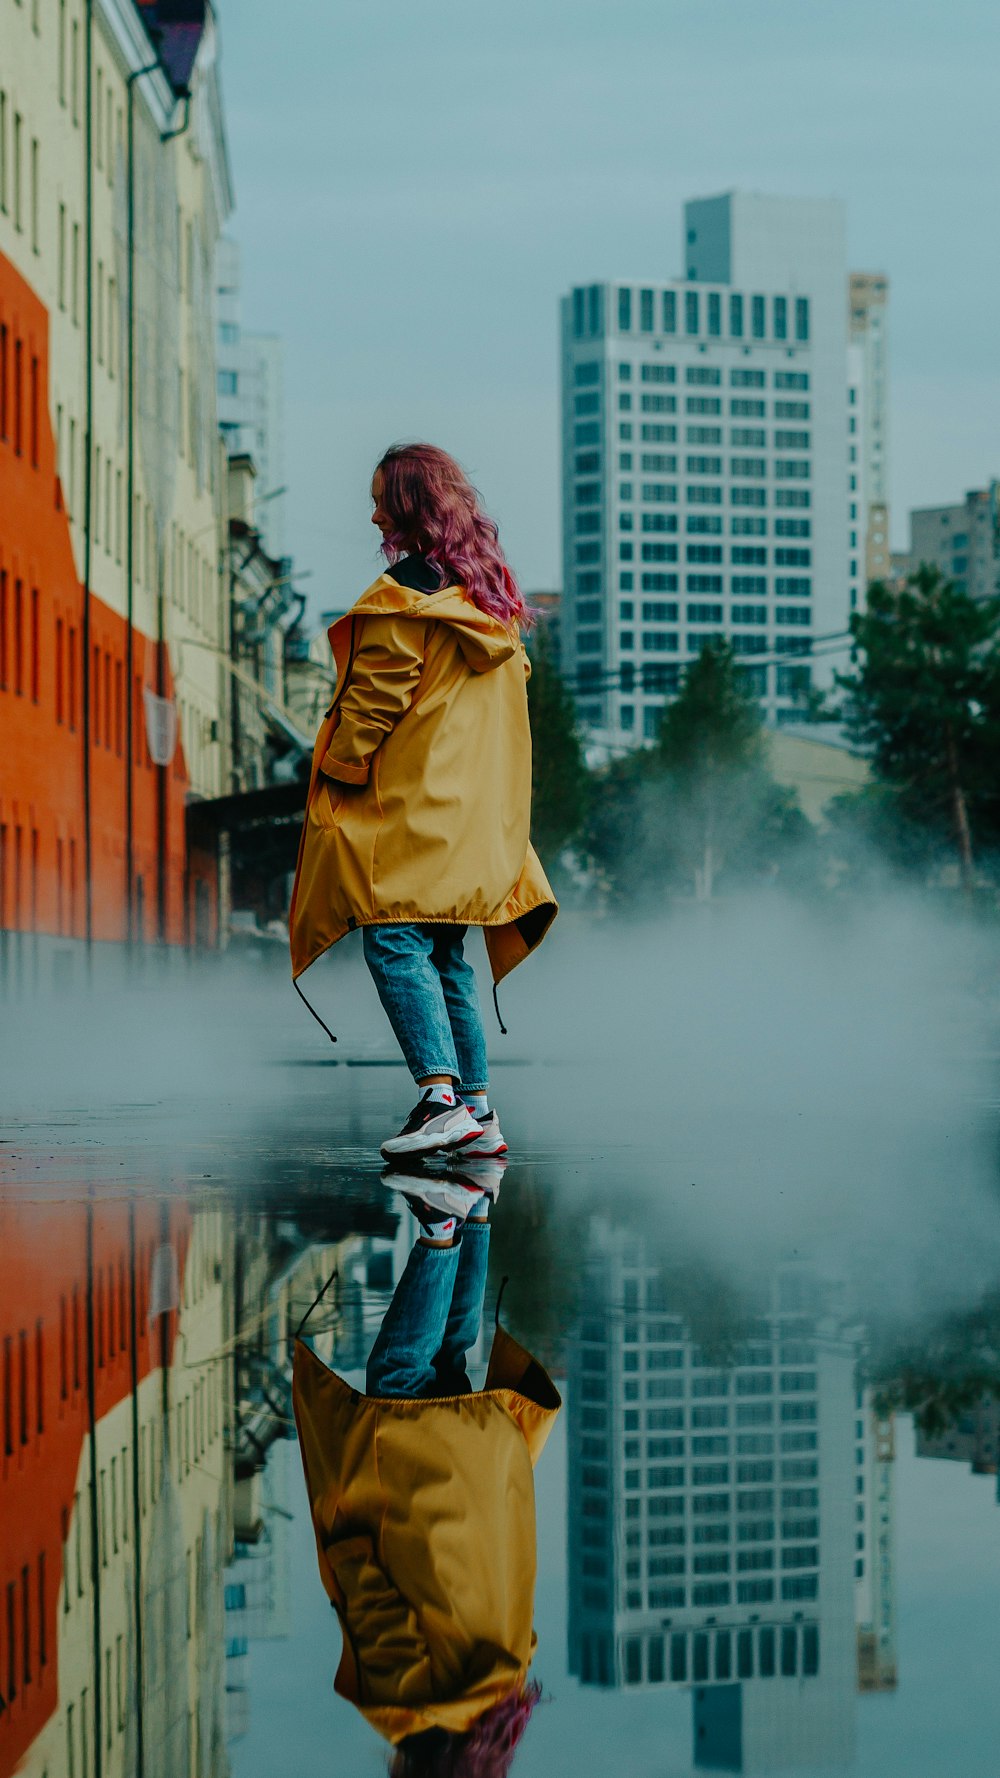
[773,296,787,340]
[640,288,654,332]
[685,290,700,335]
[729,293,744,338]
[618,287,632,331]
[587,285,602,334]
[641,363,677,383]
[707,292,721,337]
[572,288,585,338]
[662,289,677,333]
[751,296,766,339]
[732,368,765,389]
[217,370,237,396]
[795,297,810,341]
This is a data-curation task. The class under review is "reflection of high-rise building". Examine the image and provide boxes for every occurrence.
[566,1233,858,1772]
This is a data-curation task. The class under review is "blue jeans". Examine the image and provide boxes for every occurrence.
[362,923,489,1093]
[366,1221,491,1398]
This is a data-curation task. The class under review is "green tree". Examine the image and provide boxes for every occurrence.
[587,641,815,901]
[526,621,589,866]
[837,565,1000,890]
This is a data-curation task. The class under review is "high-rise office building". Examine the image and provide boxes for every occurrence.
[215,237,287,559]
[566,1235,859,1771]
[560,193,889,750]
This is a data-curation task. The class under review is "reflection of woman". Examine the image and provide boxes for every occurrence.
[293,1169,561,1776]
[288,443,557,1162]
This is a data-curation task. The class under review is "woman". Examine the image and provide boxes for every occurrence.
[293,1164,560,1777]
[289,444,557,1159]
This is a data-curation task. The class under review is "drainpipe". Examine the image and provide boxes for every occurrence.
[153,91,192,947]
[124,64,158,951]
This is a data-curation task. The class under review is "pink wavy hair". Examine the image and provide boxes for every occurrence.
[375,443,531,631]
[387,1681,543,1778]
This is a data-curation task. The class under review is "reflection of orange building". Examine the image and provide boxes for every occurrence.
[0,1194,231,1778]
[0,0,234,956]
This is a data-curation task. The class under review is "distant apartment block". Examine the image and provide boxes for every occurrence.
[216,238,287,559]
[560,193,890,750]
[895,486,1000,603]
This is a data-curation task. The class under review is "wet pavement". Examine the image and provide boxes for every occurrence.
[2,920,1000,1777]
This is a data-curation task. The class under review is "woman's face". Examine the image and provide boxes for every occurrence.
[371,469,393,541]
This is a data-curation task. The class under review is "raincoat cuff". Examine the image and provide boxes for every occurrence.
[322,754,370,786]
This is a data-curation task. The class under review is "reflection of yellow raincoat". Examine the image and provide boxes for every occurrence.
[288,574,557,986]
[292,1325,561,1744]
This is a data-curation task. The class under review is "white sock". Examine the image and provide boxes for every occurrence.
[462,1091,489,1119]
[420,1083,456,1108]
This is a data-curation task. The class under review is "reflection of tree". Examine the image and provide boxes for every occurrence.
[487,1175,589,1368]
[867,1286,1000,1435]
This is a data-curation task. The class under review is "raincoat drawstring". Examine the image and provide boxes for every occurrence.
[492,981,508,1036]
[294,976,338,1045]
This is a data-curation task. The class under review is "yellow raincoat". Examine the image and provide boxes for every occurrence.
[288,573,557,986]
[292,1324,561,1743]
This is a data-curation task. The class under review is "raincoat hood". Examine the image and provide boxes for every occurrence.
[331,574,520,675]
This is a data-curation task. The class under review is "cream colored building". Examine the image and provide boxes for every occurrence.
[1,0,235,946]
[766,726,871,828]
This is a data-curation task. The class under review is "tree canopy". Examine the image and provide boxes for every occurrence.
[837,565,1000,887]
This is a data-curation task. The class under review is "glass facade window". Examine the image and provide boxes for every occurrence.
[774,370,809,390]
[751,295,766,338]
[686,366,721,386]
[795,296,810,341]
[641,631,678,652]
[640,288,654,332]
[773,295,787,340]
[618,287,632,331]
[731,488,767,508]
[708,292,721,336]
[729,293,743,338]
[642,543,678,563]
[572,289,586,337]
[662,289,677,333]
[732,369,766,388]
[574,361,600,386]
[685,290,700,334]
[618,361,632,381]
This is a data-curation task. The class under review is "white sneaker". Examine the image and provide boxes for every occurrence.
[380,1091,483,1160]
[449,1157,507,1203]
[381,1168,486,1224]
[456,1109,508,1157]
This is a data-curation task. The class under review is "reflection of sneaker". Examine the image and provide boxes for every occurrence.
[447,1157,507,1204]
[457,1109,508,1157]
[380,1092,483,1160]
[381,1166,486,1229]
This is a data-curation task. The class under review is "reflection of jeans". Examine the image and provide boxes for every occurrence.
[366,1221,491,1398]
[362,923,489,1092]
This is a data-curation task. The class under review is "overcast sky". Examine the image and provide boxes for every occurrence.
[220,0,1000,618]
